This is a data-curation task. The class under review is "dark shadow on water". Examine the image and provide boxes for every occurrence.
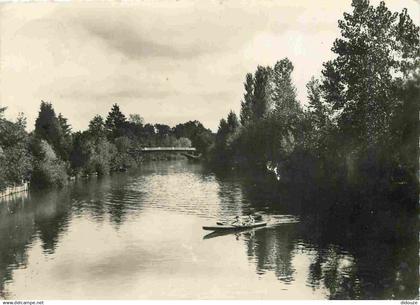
[212,165,418,299]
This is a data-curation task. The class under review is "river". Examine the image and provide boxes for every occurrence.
[0,160,417,299]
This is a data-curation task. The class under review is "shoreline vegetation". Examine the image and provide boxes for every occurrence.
[0,102,215,192]
[0,0,418,209]
[211,0,419,210]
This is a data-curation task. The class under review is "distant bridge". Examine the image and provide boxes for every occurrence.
[140,147,196,152]
[133,147,201,160]
[135,147,200,160]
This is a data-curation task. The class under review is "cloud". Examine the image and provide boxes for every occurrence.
[1,1,418,132]
[78,19,211,60]
[61,87,178,101]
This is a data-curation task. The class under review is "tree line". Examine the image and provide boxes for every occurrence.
[1,0,418,195]
[0,103,214,190]
[211,0,419,195]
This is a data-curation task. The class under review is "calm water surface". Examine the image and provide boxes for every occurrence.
[0,160,417,299]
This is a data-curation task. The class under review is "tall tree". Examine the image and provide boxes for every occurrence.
[270,58,302,142]
[240,73,255,126]
[306,77,331,130]
[57,113,72,161]
[58,114,71,138]
[34,101,69,160]
[321,0,420,146]
[272,58,298,115]
[227,111,240,133]
[105,103,127,138]
[252,66,272,120]
[34,101,60,145]
[215,118,229,145]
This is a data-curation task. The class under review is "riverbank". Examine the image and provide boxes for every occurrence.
[0,182,29,199]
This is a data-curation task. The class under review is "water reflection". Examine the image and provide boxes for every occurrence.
[0,160,417,299]
[0,190,73,298]
[0,195,34,299]
[245,225,296,283]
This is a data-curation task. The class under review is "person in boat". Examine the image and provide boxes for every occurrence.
[245,215,255,225]
[231,215,255,226]
[231,216,242,226]
[232,216,248,226]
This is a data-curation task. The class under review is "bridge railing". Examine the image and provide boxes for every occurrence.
[140,147,196,151]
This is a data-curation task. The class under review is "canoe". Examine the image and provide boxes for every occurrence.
[202,221,267,231]
[203,224,267,240]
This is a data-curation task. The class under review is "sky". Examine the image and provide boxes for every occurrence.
[0,0,419,132]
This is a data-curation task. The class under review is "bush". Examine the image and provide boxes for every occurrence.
[92,139,115,175]
[30,140,68,188]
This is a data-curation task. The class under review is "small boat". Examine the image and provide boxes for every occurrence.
[202,221,267,231]
[203,224,266,240]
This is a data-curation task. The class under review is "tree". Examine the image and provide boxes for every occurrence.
[143,123,155,135]
[302,77,338,180]
[34,101,71,161]
[306,77,332,131]
[0,107,6,119]
[240,73,255,126]
[88,115,106,139]
[272,59,299,116]
[270,58,302,157]
[91,138,115,175]
[154,124,171,137]
[388,74,420,185]
[321,0,420,146]
[16,112,27,129]
[70,130,116,176]
[58,114,71,138]
[176,137,192,147]
[105,103,127,139]
[112,136,135,171]
[0,111,32,190]
[173,120,214,153]
[226,111,240,133]
[69,132,93,174]
[317,0,420,186]
[30,140,67,188]
[34,101,61,148]
[213,118,230,163]
[212,60,303,171]
[57,113,72,161]
[252,66,272,120]
[129,114,144,126]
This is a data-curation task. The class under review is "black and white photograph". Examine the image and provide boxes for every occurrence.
[0,0,418,301]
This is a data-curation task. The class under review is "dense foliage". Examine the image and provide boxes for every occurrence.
[0,108,32,191]
[0,102,214,190]
[211,0,419,197]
